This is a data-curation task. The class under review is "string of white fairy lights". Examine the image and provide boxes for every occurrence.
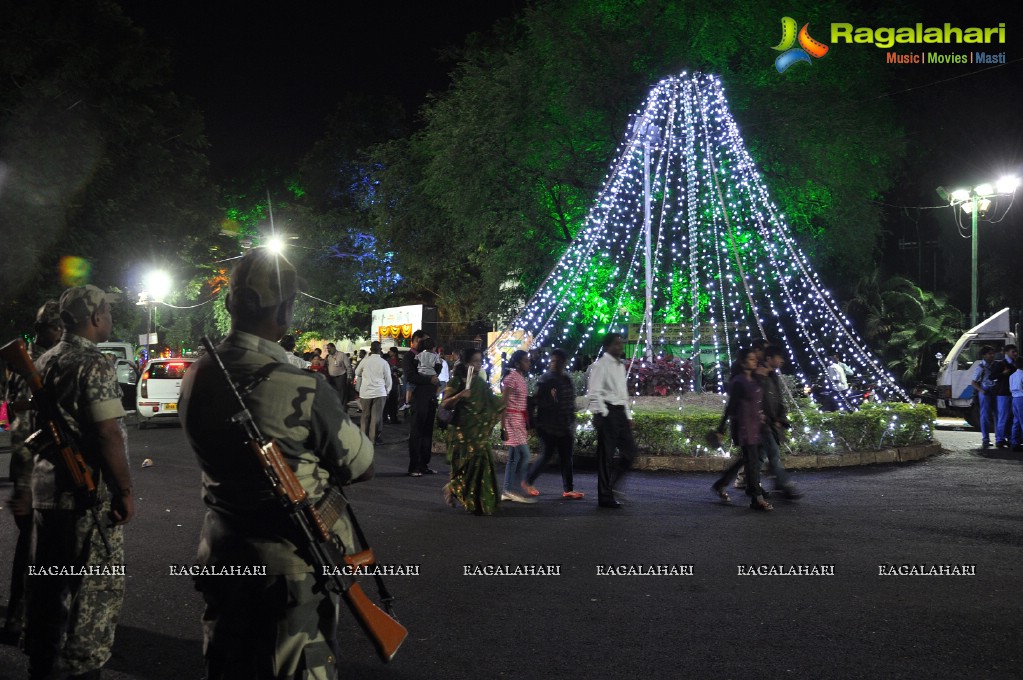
[488,71,908,410]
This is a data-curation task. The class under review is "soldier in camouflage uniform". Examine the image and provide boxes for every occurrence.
[4,300,63,639]
[180,247,375,680]
[24,285,134,680]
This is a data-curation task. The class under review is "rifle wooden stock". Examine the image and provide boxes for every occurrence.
[255,438,408,661]
[56,424,97,492]
[341,581,407,663]
[252,439,333,542]
[1,339,43,393]
[344,549,376,569]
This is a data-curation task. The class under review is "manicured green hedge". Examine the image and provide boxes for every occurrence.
[486,401,936,457]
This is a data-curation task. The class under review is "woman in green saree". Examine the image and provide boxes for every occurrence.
[441,347,505,515]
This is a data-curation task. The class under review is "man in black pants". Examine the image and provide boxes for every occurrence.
[383,347,402,425]
[525,348,584,499]
[586,333,636,508]
[404,330,439,476]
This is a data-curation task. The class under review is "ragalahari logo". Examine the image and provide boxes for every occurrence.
[771,17,829,73]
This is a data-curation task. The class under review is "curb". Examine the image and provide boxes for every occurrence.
[632,442,942,472]
[453,442,942,472]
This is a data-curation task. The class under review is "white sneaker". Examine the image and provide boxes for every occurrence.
[502,491,537,504]
[398,404,411,411]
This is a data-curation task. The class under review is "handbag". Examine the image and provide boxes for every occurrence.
[437,402,460,428]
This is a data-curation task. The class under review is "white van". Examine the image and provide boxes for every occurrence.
[936,308,1017,427]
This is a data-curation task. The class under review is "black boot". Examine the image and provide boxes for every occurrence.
[68,670,102,680]
[27,658,59,680]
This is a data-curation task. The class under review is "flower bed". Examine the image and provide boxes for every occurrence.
[486,398,936,457]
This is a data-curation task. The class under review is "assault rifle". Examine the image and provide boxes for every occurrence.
[0,338,112,555]
[199,336,407,663]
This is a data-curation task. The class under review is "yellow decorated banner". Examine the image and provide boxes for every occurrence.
[379,325,390,338]
[400,324,412,338]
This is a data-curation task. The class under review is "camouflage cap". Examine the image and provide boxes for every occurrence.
[59,285,121,325]
[230,247,301,308]
[35,300,62,327]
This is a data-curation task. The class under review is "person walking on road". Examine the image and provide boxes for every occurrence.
[383,347,402,425]
[355,341,392,444]
[524,348,584,500]
[500,350,536,504]
[326,342,351,407]
[404,330,439,476]
[756,345,802,499]
[441,348,505,515]
[587,333,636,509]
[711,347,773,512]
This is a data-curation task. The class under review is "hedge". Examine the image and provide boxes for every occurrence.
[486,402,936,458]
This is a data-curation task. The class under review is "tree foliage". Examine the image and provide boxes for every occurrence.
[0,0,216,340]
[844,271,965,383]
[367,0,906,328]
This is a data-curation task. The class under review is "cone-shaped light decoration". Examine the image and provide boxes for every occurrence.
[492,72,907,405]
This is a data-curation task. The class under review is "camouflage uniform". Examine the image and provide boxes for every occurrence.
[4,301,61,636]
[24,287,129,679]
[180,249,374,680]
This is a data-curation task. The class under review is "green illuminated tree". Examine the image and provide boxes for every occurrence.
[369,0,905,331]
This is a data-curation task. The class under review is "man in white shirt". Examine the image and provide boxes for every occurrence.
[355,341,393,444]
[325,342,351,406]
[586,333,635,509]
[826,354,849,392]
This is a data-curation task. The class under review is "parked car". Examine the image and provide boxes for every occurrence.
[136,357,196,429]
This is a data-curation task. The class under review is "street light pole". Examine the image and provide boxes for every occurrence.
[937,177,1019,329]
[970,192,979,328]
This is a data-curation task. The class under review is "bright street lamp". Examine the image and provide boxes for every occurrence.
[138,269,172,358]
[937,176,1019,327]
[144,270,172,301]
[266,235,285,255]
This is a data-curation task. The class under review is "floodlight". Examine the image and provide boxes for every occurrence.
[995,176,1020,194]
[144,270,172,302]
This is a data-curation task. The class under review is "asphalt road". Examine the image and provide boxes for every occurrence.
[0,418,1020,680]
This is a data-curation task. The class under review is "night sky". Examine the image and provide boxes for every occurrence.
[118,1,1023,186]
[116,0,1023,301]
[119,1,528,177]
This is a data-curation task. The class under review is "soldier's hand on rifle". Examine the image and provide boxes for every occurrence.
[109,491,134,525]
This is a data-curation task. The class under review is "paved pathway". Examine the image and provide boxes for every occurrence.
[0,421,1019,679]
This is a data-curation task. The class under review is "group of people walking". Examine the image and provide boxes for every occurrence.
[711,341,802,512]
[421,332,805,517]
[438,344,590,515]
